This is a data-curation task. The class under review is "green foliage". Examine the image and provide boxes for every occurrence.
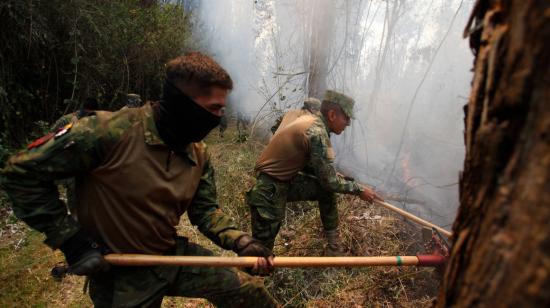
[0,136,9,166]
[0,0,192,147]
[0,230,91,307]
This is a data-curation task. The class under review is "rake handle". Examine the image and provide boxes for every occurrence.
[104,254,445,267]
[374,201,453,237]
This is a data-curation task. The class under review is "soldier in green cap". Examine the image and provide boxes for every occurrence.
[270,97,321,134]
[248,90,383,256]
[0,52,278,307]
[126,93,143,108]
[50,97,99,131]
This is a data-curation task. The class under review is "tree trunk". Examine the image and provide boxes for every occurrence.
[368,0,403,111]
[306,0,335,98]
[437,1,550,307]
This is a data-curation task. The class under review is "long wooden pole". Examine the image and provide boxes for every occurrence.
[374,200,453,237]
[104,254,445,268]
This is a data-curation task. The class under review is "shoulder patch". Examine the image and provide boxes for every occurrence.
[27,122,73,150]
[27,133,54,150]
[54,122,73,138]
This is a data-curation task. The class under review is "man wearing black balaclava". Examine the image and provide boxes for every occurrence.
[1,52,278,307]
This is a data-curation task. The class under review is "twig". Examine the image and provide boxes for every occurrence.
[249,77,293,135]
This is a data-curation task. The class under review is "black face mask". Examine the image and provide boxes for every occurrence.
[154,81,221,152]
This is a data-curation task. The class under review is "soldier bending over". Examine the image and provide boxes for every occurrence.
[248,90,381,256]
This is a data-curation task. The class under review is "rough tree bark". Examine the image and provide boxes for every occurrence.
[437,0,549,307]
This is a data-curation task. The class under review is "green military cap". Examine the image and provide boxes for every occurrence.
[127,93,142,108]
[303,97,321,111]
[323,90,355,119]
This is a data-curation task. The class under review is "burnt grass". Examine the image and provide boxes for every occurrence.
[0,124,440,307]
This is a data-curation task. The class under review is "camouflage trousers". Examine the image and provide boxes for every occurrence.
[89,238,278,307]
[247,172,338,250]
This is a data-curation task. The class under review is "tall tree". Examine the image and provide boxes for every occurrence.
[305,0,335,98]
[437,0,550,306]
[367,0,404,112]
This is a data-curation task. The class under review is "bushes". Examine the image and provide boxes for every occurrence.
[0,0,192,148]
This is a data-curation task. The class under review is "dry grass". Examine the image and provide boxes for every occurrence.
[0,123,439,307]
[259,196,439,307]
[198,125,440,307]
[0,202,91,307]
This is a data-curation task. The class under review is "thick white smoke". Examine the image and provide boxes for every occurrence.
[193,0,474,228]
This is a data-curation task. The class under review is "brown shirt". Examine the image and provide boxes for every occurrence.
[278,109,310,130]
[76,107,207,253]
[1,103,246,252]
[255,114,363,194]
[271,109,317,135]
[256,114,318,181]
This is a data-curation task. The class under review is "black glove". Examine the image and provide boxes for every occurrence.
[234,234,273,258]
[234,235,274,275]
[59,230,110,276]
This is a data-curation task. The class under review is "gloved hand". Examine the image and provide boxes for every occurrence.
[234,234,274,275]
[59,230,110,276]
[359,186,383,204]
[337,172,355,181]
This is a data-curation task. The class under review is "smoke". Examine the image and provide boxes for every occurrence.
[193,0,474,227]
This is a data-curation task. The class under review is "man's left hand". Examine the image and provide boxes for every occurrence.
[360,186,384,204]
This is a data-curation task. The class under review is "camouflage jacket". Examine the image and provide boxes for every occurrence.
[0,104,245,253]
[50,113,78,131]
[50,108,98,132]
[257,114,363,195]
[303,115,363,195]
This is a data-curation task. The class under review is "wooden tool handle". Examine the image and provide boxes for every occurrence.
[104,254,442,267]
[375,201,453,237]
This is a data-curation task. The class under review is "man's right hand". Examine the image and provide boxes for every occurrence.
[359,186,383,204]
[59,230,110,276]
[234,235,274,275]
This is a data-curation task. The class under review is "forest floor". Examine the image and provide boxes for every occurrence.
[0,123,440,307]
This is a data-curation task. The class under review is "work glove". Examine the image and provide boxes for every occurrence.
[359,186,383,204]
[59,230,110,276]
[234,234,274,275]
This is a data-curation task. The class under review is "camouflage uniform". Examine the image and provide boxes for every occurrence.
[50,112,78,131]
[126,93,142,108]
[270,97,321,134]
[50,108,97,131]
[249,109,362,250]
[50,110,97,216]
[89,238,273,307]
[0,104,277,307]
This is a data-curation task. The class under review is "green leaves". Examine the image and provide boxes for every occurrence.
[0,0,192,147]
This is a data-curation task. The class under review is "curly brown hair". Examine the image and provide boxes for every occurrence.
[166,52,233,96]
